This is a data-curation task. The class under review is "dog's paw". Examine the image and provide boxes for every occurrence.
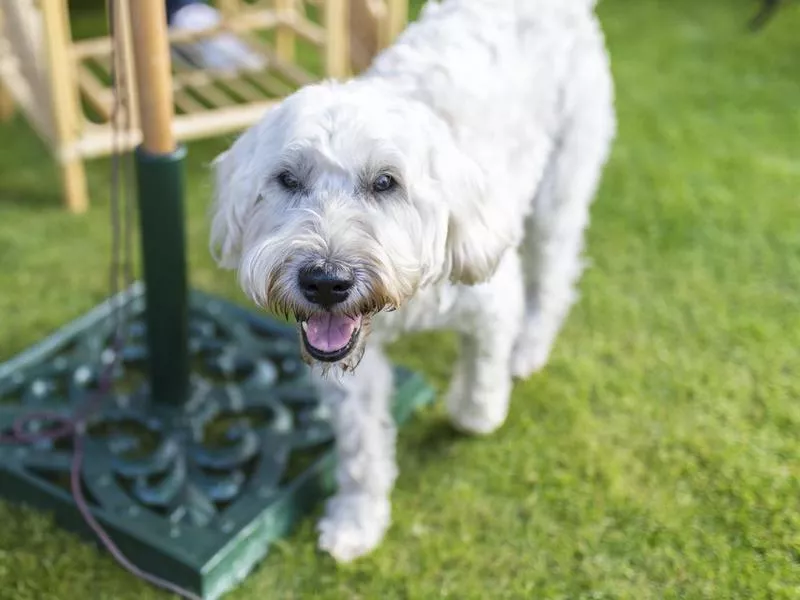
[446,384,510,436]
[511,333,552,379]
[448,405,508,435]
[317,494,390,563]
[510,347,549,379]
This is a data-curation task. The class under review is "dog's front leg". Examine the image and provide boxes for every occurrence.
[446,253,524,435]
[310,344,396,562]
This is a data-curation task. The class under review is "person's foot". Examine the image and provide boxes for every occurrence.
[170,3,267,72]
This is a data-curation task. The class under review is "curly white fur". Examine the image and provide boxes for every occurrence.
[210,0,615,562]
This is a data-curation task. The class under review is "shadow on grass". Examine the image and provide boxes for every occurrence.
[0,115,67,211]
[0,185,63,211]
[407,416,481,463]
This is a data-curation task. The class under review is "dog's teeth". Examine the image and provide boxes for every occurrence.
[301,321,308,332]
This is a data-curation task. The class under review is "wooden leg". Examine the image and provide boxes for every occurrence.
[275,0,296,64]
[215,0,241,18]
[349,0,380,74]
[0,82,15,121]
[383,0,407,46]
[348,0,407,74]
[323,0,349,79]
[0,5,14,121]
[61,157,89,214]
[41,0,90,212]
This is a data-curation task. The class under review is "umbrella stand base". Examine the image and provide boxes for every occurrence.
[0,283,434,599]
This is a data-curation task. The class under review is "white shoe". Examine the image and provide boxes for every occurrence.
[170,3,267,72]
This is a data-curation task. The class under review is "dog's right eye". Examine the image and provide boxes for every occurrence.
[373,173,396,193]
[277,171,301,191]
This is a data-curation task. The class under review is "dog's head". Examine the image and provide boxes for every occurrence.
[210,81,512,370]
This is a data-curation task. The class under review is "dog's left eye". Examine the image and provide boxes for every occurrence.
[373,174,396,193]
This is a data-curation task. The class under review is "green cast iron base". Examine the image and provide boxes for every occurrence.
[0,284,435,599]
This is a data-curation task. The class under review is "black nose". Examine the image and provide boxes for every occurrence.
[298,265,355,308]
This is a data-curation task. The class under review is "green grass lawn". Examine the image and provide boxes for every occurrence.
[1,0,799,598]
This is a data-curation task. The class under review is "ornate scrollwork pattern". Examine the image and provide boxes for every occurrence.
[0,285,432,599]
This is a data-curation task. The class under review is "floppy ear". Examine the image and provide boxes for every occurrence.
[209,129,262,269]
[432,141,515,285]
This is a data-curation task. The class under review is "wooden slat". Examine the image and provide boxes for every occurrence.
[72,8,281,59]
[173,89,206,113]
[0,54,53,141]
[243,71,295,98]
[76,63,113,119]
[173,99,277,139]
[190,84,235,107]
[170,51,239,108]
[171,66,235,102]
[240,34,315,86]
[172,57,262,102]
[92,54,114,78]
[275,11,327,47]
[75,100,278,159]
[215,74,266,103]
[172,68,288,107]
[0,0,47,100]
[71,36,111,60]
[215,0,242,17]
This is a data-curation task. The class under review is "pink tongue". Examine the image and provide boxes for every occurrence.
[305,314,361,353]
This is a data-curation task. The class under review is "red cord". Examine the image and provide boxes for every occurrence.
[0,359,202,600]
[70,432,203,600]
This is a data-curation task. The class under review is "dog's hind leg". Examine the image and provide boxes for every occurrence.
[312,345,397,562]
[511,50,615,379]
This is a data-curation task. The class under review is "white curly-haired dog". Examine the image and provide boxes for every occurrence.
[210,0,615,562]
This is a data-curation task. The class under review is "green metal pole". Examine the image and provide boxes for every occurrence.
[129,0,189,405]
[134,147,190,405]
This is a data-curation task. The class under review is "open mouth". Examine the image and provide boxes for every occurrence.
[300,313,363,362]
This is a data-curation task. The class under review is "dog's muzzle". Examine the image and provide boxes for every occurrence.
[296,263,362,362]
